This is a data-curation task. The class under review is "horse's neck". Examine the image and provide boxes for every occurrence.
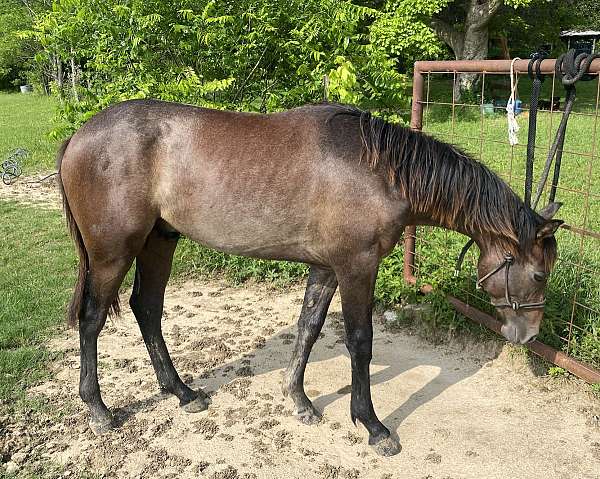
[409,200,521,263]
[409,209,486,247]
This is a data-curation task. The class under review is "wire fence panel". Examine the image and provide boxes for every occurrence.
[404,59,600,383]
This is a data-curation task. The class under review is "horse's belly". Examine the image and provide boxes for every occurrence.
[164,204,323,264]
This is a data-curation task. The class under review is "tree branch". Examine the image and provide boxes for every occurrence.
[19,0,36,18]
[429,17,464,56]
[468,0,504,30]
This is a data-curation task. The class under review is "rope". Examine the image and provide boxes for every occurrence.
[506,57,521,146]
[524,51,546,207]
[1,149,27,185]
[530,50,600,210]
[24,172,58,184]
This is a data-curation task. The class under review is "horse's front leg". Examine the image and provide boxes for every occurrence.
[282,265,337,424]
[335,255,401,456]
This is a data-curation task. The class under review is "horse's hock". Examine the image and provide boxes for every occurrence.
[404,57,600,384]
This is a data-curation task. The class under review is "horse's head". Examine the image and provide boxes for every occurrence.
[476,202,563,344]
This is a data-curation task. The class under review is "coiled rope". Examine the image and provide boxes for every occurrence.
[1,148,58,186]
[1,149,27,185]
[529,49,600,210]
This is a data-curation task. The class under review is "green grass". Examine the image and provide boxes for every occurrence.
[0,93,59,173]
[173,239,308,284]
[0,201,74,408]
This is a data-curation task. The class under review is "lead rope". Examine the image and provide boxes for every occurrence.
[524,51,546,207]
[530,50,600,209]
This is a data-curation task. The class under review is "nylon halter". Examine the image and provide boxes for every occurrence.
[475,253,546,312]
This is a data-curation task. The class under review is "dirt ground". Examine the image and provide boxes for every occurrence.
[2,178,600,479]
[0,174,61,207]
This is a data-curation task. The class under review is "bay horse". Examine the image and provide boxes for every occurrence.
[57,100,562,456]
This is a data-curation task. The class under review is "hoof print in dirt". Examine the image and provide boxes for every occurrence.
[371,436,401,457]
[181,393,212,413]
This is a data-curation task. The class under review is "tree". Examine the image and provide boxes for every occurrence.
[490,0,579,59]
[377,0,597,98]
[570,0,600,30]
[31,0,410,136]
[0,0,31,89]
[0,0,50,90]
[377,0,537,98]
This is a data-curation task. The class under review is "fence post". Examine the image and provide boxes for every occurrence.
[403,63,425,285]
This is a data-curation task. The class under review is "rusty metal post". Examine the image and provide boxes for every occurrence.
[447,297,600,384]
[403,63,425,285]
[413,59,600,76]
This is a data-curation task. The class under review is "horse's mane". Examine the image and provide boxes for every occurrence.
[325,104,556,265]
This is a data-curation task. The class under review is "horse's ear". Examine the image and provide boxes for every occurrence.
[538,201,563,220]
[536,219,563,240]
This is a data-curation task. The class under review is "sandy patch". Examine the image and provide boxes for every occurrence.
[1,278,597,479]
[0,174,61,208]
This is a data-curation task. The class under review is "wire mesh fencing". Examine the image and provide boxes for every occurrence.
[404,59,600,382]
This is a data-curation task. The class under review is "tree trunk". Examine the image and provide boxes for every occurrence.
[70,51,79,102]
[429,0,502,102]
[55,55,64,93]
[453,25,489,102]
[498,34,510,60]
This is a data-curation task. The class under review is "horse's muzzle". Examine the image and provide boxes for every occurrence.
[501,322,538,345]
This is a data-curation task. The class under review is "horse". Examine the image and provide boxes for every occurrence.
[57,100,562,456]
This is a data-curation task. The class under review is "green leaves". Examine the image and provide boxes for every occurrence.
[328,57,360,104]
[30,0,410,135]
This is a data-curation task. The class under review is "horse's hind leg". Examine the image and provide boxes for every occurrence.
[80,257,133,435]
[129,226,210,413]
[282,266,337,424]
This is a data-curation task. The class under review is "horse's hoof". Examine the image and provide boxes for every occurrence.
[294,406,321,425]
[89,415,114,436]
[181,394,211,413]
[371,436,401,457]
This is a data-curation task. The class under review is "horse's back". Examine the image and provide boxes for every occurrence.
[60,100,403,266]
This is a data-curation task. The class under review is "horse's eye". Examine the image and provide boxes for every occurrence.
[533,272,547,282]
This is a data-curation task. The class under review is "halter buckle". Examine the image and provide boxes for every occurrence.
[511,301,519,311]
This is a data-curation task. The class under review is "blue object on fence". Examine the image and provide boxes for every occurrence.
[514,99,522,115]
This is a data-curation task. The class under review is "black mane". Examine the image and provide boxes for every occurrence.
[327,104,554,262]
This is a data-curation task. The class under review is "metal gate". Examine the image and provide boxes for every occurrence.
[403,58,600,384]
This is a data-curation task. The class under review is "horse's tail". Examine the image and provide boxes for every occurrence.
[56,138,121,327]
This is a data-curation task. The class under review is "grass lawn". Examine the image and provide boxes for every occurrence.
[0,201,74,409]
[0,93,59,173]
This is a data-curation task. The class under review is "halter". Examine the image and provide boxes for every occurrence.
[476,253,546,312]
